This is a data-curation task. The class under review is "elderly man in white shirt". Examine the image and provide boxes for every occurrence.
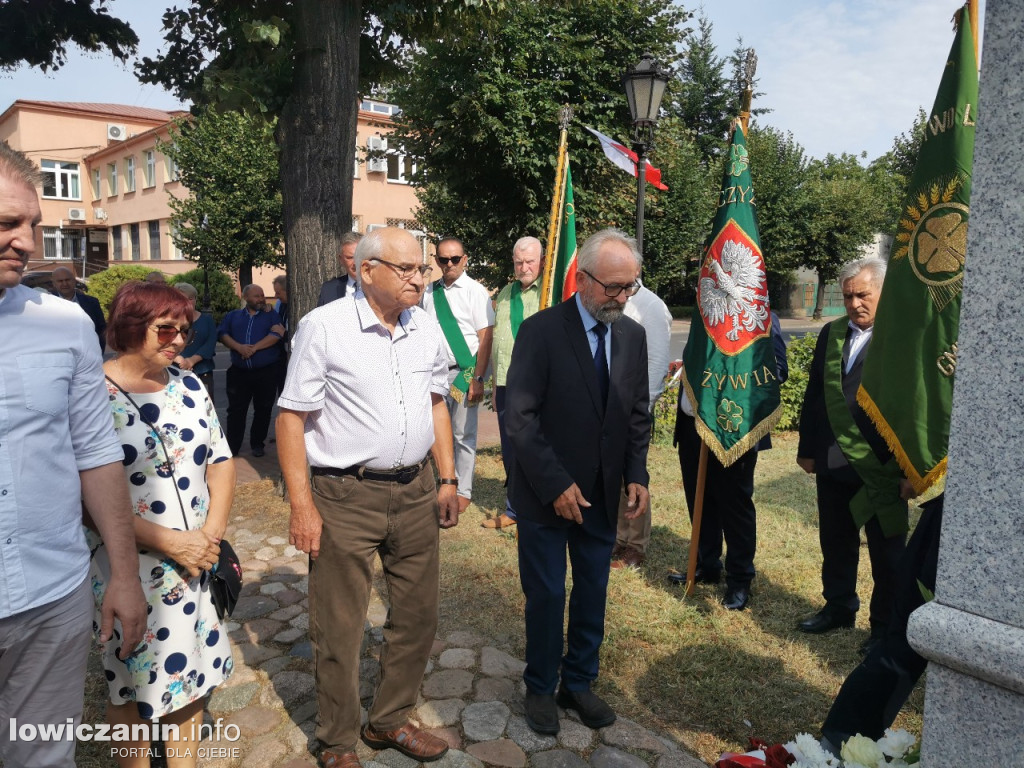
[421,237,495,514]
[278,227,459,768]
[0,141,145,768]
[611,279,673,569]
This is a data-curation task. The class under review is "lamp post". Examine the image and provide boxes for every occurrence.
[622,53,671,255]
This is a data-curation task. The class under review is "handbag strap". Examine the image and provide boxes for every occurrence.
[105,373,191,532]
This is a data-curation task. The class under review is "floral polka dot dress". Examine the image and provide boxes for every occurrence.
[87,367,234,719]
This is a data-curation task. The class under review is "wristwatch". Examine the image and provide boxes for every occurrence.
[474,375,484,383]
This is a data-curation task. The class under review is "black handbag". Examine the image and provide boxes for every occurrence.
[106,374,242,620]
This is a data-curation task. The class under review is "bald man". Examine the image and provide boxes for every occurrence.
[51,266,106,351]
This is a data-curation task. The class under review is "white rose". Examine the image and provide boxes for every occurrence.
[841,734,885,768]
[877,728,918,758]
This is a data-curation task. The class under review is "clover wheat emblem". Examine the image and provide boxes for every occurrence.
[716,399,744,432]
[729,144,748,177]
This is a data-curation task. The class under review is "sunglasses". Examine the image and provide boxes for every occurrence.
[151,324,194,345]
[435,256,463,266]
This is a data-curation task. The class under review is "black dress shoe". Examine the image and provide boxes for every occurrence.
[524,691,559,735]
[667,566,721,586]
[798,605,856,634]
[252,446,266,458]
[555,686,616,729]
[858,627,886,656]
[721,587,750,610]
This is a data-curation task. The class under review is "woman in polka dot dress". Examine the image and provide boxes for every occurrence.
[86,281,235,767]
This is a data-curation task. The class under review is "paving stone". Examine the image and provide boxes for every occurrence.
[505,715,557,753]
[241,618,284,642]
[416,698,466,728]
[274,627,306,644]
[557,718,594,751]
[270,604,305,622]
[656,736,680,752]
[466,739,526,768]
[290,612,310,631]
[590,745,649,768]
[291,700,318,725]
[224,619,242,632]
[360,657,381,678]
[267,535,288,546]
[431,749,485,768]
[255,546,278,561]
[259,656,294,679]
[290,641,313,659]
[268,555,295,569]
[430,638,447,656]
[284,544,301,557]
[278,560,309,576]
[270,572,302,584]
[242,559,270,573]
[446,630,484,647]
[219,664,259,689]
[367,600,389,626]
[359,677,375,704]
[269,670,316,709]
[261,581,288,595]
[224,706,282,738]
[243,737,288,768]
[425,659,435,675]
[480,647,526,679]
[600,717,669,754]
[285,724,313,755]
[294,577,310,593]
[438,648,475,669]
[372,748,420,768]
[462,700,511,741]
[239,582,262,598]
[278,759,317,768]
[530,749,590,768]
[422,669,475,699]
[233,596,280,621]
[234,642,282,666]
[368,626,384,644]
[655,752,708,768]
[207,681,259,713]
[474,677,517,703]
[276,589,307,607]
[427,727,463,751]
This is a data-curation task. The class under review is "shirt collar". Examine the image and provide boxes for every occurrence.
[847,320,873,336]
[575,293,604,334]
[355,291,414,339]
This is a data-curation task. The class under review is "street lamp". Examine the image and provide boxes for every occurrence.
[622,53,671,255]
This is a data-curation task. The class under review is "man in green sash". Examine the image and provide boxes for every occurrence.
[423,237,495,514]
[796,256,908,649]
[485,236,544,530]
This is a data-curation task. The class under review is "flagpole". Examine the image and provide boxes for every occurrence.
[541,106,573,309]
[738,49,757,135]
[684,442,709,596]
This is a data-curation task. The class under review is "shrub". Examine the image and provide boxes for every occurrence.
[169,269,240,324]
[652,362,682,447]
[777,331,819,431]
[87,265,154,319]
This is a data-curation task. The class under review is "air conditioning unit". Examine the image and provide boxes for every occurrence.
[93,208,108,221]
[67,207,86,221]
[366,135,387,173]
[107,124,126,141]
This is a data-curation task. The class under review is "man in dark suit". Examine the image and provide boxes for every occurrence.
[51,266,106,352]
[506,228,651,736]
[796,256,908,649]
[317,231,363,306]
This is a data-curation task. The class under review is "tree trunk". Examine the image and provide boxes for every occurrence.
[277,0,361,327]
[813,269,827,320]
[237,262,254,291]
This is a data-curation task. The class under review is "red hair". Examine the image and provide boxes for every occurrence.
[106,281,194,353]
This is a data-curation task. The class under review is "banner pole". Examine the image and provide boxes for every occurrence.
[541,106,572,309]
[685,441,709,597]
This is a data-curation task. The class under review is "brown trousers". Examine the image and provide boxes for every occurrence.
[615,488,653,554]
[309,463,440,752]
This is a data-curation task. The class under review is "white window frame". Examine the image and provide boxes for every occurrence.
[386,146,416,185]
[40,160,81,200]
[43,226,85,260]
[124,156,136,192]
[165,152,180,182]
[92,168,101,201]
[144,150,156,188]
[169,222,184,260]
[108,163,118,196]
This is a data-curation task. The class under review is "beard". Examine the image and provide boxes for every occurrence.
[581,291,625,324]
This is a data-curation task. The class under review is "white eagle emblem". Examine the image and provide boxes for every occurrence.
[699,239,769,342]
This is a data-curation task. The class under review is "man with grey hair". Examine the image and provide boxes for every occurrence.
[318,231,364,306]
[796,255,907,651]
[51,265,106,351]
[506,228,651,735]
[0,141,146,767]
[485,235,544,529]
[218,284,285,457]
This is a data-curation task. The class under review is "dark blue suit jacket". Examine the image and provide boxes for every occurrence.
[53,290,106,352]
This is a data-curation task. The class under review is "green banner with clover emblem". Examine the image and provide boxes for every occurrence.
[857,4,978,495]
[681,122,782,466]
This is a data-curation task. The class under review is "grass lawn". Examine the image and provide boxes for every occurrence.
[446,435,927,764]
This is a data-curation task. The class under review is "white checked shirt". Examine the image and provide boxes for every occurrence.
[278,291,450,470]
[421,271,496,383]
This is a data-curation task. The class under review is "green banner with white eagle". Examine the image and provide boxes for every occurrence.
[681,121,781,466]
[857,4,978,495]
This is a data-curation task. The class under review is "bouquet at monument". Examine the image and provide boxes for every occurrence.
[715,729,919,768]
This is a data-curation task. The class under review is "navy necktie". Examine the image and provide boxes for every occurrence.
[593,323,609,407]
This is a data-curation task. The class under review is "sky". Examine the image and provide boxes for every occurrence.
[0,0,983,162]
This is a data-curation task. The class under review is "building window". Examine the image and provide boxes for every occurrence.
[108,163,118,196]
[144,150,156,188]
[386,143,416,184]
[42,227,84,260]
[353,147,360,179]
[41,160,80,200]
[124,156,136,192]
[351,216,361,232]
[91,169,101,201]
[169,222,184,260]
[111,225,122,260]
[165,152,180,182]
[360,100,399,116]
[130,223,141,260]
[148,221,161,260]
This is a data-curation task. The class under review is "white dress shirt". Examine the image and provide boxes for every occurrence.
[623,284,673,409]
[846,321,873,373]
[421,272,496,382]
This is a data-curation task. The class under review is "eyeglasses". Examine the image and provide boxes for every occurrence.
[580,270,640,298]
[370,258,433,281]
[435,256,463,266]
[151,324,194,345]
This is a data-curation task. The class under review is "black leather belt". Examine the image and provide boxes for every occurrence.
[311,456,430,484]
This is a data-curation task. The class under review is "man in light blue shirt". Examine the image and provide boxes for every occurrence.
[0,142,145,768]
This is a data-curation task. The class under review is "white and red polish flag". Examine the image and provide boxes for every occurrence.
[585,125,668,191]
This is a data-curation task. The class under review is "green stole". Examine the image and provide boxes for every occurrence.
[823,319,908,536]
[432,280,476,404]
[510,281,524,338]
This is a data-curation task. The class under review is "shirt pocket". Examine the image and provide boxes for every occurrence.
[17,352,73,417]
